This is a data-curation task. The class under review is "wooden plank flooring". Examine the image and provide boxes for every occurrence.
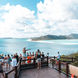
[20,67,67,78]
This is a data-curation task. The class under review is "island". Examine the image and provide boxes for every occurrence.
[31,34,78,41]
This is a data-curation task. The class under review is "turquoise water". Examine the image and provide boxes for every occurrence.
[0,39,78,56]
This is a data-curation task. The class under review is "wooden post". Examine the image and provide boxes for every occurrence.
[54,56,55,59]
[15,66,17,78]
[47,56,48,66]
[5,72,8,78]
[34,58,36,68]
[19,58,22,70]
[72,57,73,62]
[58,60,61,73]
[52,59,54,68]
[66,63,69,77]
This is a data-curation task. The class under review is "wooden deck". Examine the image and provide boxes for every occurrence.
[20,67,67,78]
[0,66,14,78]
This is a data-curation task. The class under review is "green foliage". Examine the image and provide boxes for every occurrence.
[71,61,78,67]
[63,52,78,67]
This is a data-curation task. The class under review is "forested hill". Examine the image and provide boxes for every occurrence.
[31,34,78,41]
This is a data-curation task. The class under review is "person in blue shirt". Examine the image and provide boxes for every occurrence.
[57,52,61,61]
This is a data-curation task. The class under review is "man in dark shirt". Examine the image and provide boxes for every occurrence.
[15,53,19,63]
[41,52,44,62]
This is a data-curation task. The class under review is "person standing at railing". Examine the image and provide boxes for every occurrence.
[57,52,61,60]
[22,47,31,64]
[7,54,12,69]
[36,49,41,69]
[19,54,22,59]
[0,54,4,66]
[27,54,31,64]
[56,52,61,64]
[15,53,19,63]
[41,52,44,62]
[11,56,17,68]
[4,55,8,68]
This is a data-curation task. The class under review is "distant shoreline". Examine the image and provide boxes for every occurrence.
[30,39,78,41]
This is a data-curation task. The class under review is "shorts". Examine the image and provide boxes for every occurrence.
[0,59,4,62]
[5,60,8,64]
[37,58,41,63]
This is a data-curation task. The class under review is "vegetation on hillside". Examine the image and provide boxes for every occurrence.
[62,52,78,67]
[31,34,78,41]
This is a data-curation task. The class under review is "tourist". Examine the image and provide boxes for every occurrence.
[11,56,17,67]
[41,52,44,62]
[57,52,61,61]
[27,52,29,57]
[36,49,41,69]
[32,52,34,56]
[20,54,22,59]
[15,53,19,63]
[27,54,31,64]
[4,55,8,68]
[23,47,30,60]
[0,54,4,65]
[29,52,31,56]
[56,52,61,65]
[31,52,35,59]
[7,54,12,69]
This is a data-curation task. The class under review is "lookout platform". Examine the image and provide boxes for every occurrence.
[20,67,66,78]
[1,56,72,78]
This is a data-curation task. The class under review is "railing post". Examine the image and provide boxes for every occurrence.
[47,56,48,66]
[52,59,55,68]
[66,63,69,77]
[34,58,36,68]
[54,56,55,59]
[19,58,21,70]
[58,60,61,73]
[72,57,73,62]
[5,72,8,78]
[15,66,17,78]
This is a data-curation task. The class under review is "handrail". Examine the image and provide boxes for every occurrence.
[4,58,21,78]
[4,56,48,78]
[50,56,76,63]
[51,58,70,77]
[3,56,76,78]
[21,56,48,61]
[50,56,76,59]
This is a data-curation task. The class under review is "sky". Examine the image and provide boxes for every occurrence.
[0,0,78,38]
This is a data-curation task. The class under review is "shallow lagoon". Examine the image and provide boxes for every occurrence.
[0,39,78,56]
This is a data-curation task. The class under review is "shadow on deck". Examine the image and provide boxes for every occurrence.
[20,67,67,78]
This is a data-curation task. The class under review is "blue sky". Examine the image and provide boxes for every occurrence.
[0,0,78,38]
[0,0,44,15]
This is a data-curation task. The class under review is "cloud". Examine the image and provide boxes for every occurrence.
[37,0,78,35]
[0,0,78,38]
[0,3,35,38]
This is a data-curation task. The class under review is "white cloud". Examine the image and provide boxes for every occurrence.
[37,0,78,35]
[0,3,35,38]
[0,0,78,38]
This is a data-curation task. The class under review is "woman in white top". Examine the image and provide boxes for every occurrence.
[11,56,17,67]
